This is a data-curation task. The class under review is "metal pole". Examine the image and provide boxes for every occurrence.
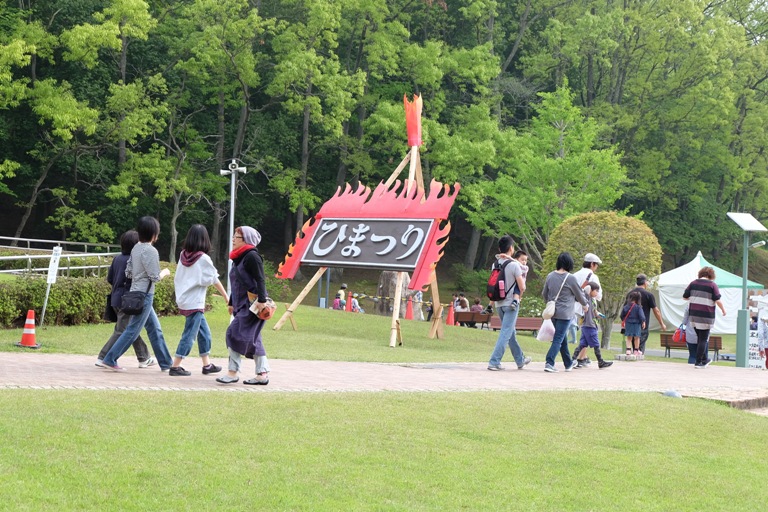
[736,232,750,367]
[226,168,236,296]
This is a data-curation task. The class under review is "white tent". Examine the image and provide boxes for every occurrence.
[650,251,763,334]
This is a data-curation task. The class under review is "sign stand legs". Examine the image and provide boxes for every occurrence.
[273,266,327,331]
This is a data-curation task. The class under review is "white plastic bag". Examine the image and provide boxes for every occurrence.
[536,318,555,342]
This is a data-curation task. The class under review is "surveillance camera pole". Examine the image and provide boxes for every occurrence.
[220,159,247,295]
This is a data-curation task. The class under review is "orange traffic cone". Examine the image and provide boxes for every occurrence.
[16,310,40,349]
[446,302,455,326]
[405,296,414,320]
[345,291,353,312]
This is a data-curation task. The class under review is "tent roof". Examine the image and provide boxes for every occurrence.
[657,251,763,289]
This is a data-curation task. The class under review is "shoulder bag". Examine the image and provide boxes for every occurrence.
[542,273,568,320]
[121,280,152,315]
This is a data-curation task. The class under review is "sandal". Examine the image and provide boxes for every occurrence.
[244,375,269,386]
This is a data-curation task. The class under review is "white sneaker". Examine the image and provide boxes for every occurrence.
[544,364,558,373]
[94,359,105,368]
[138,356,157,368]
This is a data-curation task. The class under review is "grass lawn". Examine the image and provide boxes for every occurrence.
[1,390,766,511]
[1,304,760,510]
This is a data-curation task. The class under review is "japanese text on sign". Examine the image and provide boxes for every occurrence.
[301,218,433,270]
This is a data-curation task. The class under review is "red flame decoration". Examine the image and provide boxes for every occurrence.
[404,94,423,147]
[277,179,460,290]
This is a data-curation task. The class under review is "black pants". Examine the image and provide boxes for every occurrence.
[693,327,710,365]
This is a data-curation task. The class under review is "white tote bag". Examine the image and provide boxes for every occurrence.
[542,273,568,320]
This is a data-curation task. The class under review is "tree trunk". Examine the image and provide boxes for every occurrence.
[297,81,313,232]
[476,236,495,270]
[13,153,62,243]
[118,35,128,166]
[464,226,481,269]
[168,191,180,263]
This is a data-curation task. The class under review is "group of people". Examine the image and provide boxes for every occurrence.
[97,217,271,385]
[332,283,364,313]
[486,234,725,372]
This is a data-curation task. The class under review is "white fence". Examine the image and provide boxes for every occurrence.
[0,236,119,278]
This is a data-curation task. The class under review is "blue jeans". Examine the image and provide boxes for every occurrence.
[174,312,212,359]
[566,318,578,343]
[103,293,173,369]
[488,305,525,367]
[546,318,573,368]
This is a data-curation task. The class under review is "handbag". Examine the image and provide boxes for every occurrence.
[120,281,152,315]
[672,324,686,343]
[250,297,277,320]
[542,273,568,320]
[103,294,118,322]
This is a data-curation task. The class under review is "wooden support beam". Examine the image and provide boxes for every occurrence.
[273,266,327,331]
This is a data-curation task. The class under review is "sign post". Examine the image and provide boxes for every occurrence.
[40,246,62,327]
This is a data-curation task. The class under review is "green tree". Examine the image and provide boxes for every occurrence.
[465,83,626,269]
[543,211,662,347]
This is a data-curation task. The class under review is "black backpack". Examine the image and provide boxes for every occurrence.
[486,259,514,301]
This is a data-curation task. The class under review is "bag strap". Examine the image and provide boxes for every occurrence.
[497,259,514,295]
[553,272,568,301]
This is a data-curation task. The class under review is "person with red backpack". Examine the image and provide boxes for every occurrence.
[487,236,532,371]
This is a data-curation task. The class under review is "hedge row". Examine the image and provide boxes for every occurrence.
[0,275,181,328]
[0,259,288,328]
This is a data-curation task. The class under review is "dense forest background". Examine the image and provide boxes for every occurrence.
[3,0,768,276]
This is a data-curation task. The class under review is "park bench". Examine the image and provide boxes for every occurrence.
[489,316,543,336]
[660,332,722,360]
[454,311,492,330]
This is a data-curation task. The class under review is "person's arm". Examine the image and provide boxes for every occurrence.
[141,246,162,282]
[243,251,268,303]
[569,275,589,310]
[653,307,667,331]
[715,299,726,316]
[213,279,229,304]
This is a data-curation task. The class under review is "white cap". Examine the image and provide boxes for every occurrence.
[584,253,602,264]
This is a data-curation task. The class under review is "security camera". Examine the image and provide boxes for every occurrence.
[228,160,239,171]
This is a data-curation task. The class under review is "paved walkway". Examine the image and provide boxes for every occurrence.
[2,352,768,411]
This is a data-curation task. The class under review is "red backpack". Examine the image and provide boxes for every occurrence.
[486,260,513,301]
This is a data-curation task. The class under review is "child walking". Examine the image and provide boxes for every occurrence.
[169,224,229,376]
[573,282,613,369]
[621,291,646,358]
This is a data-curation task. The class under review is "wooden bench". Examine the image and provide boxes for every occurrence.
[454,311,492,330]
[489,316,543,336]
[660,332,722,360]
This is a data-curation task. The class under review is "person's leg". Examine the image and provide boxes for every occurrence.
[638,327,650,354]
[141,298,173,370]
[633,335,640,351]
[131,333,151,363]
[98,308,131,361]
[503,307,526,367]
[546,318,570,369]
[102,308,151,368]
[694,328,710,365]
[686,342,697,364]
[488,306,513,368]
[197,315,214,367]
[216,348,241,383]
[172,313,202,367]
[625,336,632,355]
[558,333,573,369]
